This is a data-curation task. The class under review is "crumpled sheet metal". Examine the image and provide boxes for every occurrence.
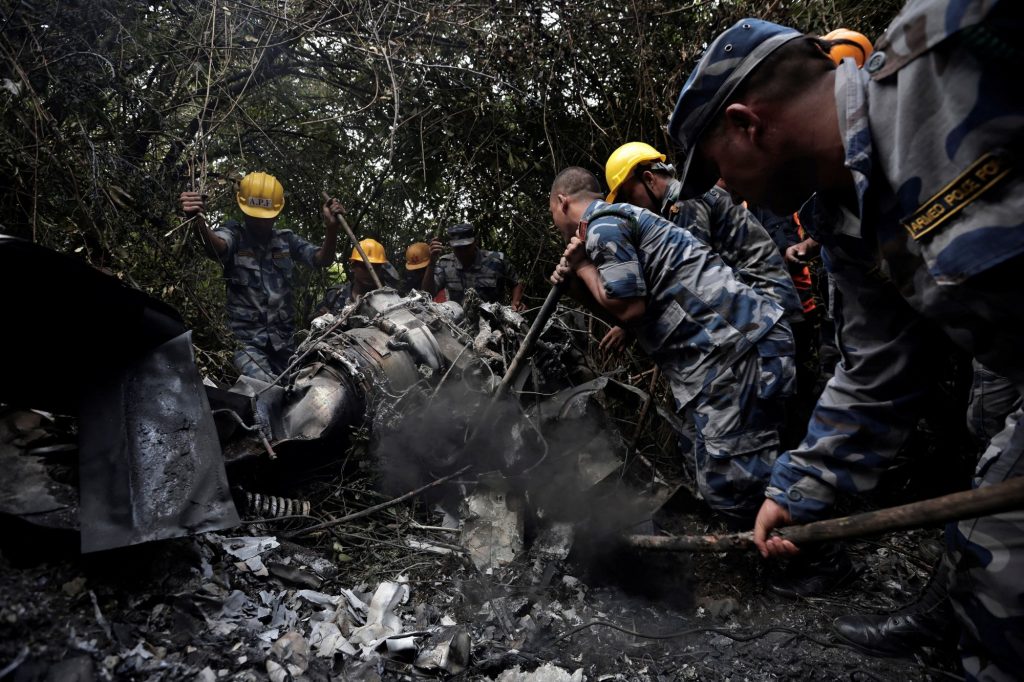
[413,627,471,674]
[349,580,410,648]
[226,363,363,449]
[268,630,310,680]
[309,621,357,658]
[496,663,585,681]
[189,536,479,676]
[281,363,361,443]
[77,331,239,552]
[216,534,280,576]
[460,486,524,572]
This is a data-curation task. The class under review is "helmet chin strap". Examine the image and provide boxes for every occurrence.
[643,178,662,211]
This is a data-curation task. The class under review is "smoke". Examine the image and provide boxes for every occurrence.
[372,380,529,496]
[370,375,693,606]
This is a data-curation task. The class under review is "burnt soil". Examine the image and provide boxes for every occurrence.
[0,504,962,681]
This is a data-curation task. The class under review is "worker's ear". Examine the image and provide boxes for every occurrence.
[552,192,569,216]
[723,103,762,146]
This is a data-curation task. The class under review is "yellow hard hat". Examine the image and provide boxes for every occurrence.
[823,29,873,68]
[237,171,285,218]
[605,142,668,202]
[405,242,431,270]
[350,238,387,264]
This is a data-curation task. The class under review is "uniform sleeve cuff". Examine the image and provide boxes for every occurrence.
[767,463,837,523]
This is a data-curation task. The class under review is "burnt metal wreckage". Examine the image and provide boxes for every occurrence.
[3,236,1019,559]
[205,282,690,571]
[1,238,709,677]
[0,235,681,562]
[4,238,1020,680]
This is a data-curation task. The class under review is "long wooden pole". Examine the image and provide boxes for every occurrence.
[323,191,382,289]
[462,282,565,451]
[492,282,566,402]
[625,475,1024,552]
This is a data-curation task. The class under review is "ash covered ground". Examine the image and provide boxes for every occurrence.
[0,475,962,681]
[0,294,974,680]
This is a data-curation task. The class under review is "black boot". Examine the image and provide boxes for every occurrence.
[832,560,959,657]
[768,543,858,599]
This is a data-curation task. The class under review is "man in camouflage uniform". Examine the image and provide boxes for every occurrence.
[605,142,802,324]
[424,223,526,312]
[180,172,341,382]
[549,167,795,522]
[668,3,1023,677]
[317,239,401,315]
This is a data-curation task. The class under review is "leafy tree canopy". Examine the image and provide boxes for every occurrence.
[0,0,901,373]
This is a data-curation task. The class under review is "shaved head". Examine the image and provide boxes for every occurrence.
[551,166,602,199]
[549,167,603,241]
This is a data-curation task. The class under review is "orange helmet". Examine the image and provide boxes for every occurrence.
[237,172,285,218]
[405,242,431,270]
[823,29,873,68]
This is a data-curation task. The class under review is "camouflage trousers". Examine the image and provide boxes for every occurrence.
[684,348,786,522]
[232,344,291,383]
[945,404,1024,681]
[966,359,1022,444]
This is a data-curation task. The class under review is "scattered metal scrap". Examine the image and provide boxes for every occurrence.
[204,287,684,573]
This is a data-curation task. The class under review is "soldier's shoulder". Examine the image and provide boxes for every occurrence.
[870,0,998,79]
[700,186,731,208]
[479,249,506,261]
[436,253,458,269]
[589,202,640,227]
[215,219,244,234]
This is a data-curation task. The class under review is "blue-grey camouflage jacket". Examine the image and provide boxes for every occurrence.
[767,0,1024,521]
[316,262,402,314]
[433,249,520,304]
[581,200,794,409]
[212,220,321,353]
[663,181,804,322]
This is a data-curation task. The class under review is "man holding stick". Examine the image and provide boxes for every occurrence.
[668,4,1023,676]
[180,172,342,381]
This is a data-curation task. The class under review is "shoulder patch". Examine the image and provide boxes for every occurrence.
[901,151,1012,241]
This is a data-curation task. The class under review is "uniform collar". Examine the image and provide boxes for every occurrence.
[662,179,683,214]
[454,248,484,271]
[832,59,872,238]
[580,199,608,224]
[240,223,279,248]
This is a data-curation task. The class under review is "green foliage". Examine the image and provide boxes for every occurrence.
[0,0,902,373]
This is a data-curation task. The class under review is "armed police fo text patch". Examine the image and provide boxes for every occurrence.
[902,151,1012,241]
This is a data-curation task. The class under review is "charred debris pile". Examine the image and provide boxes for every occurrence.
[0,245,959,680]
